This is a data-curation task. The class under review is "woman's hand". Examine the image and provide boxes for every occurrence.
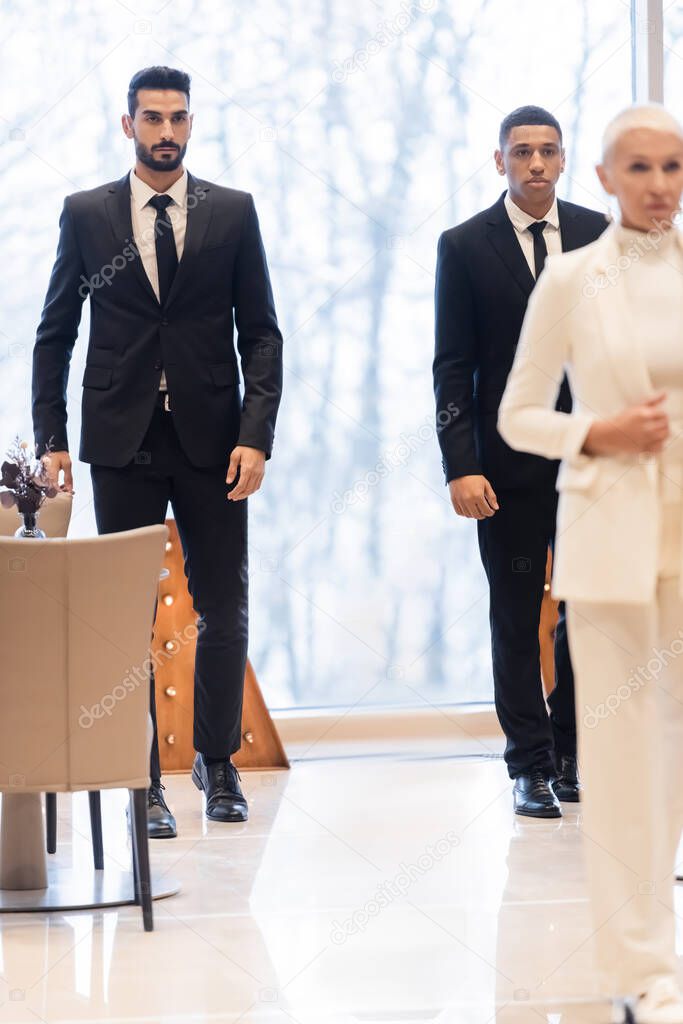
[582,391,670,456]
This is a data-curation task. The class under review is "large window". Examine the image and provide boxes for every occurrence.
[665,2,683,100]
[1,1,631,709]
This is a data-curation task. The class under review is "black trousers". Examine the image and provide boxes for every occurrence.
[90,397,249,782]
[477,486,576,779]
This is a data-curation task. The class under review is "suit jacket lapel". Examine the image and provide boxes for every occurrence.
[557,199,585,253]
[164,173,213,310]
[104,172,160,306]
[591,223,655,405]
[104,171,214,310]
[485,193,535,299]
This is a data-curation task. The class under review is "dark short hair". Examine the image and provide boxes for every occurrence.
[499,105,562,149]
[127,66,191,117]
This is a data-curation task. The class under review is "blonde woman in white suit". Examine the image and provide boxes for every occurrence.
[499,105,683,1023]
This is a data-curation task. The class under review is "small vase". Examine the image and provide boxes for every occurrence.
[14,510,46,539]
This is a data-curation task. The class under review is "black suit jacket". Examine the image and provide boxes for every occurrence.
[32,171,283,468]
[433,191,607,490]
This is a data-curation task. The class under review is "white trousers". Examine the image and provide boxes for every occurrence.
[567,501,683,997]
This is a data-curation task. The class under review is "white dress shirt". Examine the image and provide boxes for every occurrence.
[129,167,188,390]
[504,191,562,276]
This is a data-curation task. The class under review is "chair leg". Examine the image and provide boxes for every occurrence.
[45,793,57,854]
[131,788,153,931]
[88,791,104,871]
[128,791,140,905]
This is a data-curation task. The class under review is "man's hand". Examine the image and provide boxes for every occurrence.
[43,450,74,493]
[226,445,266,501]
[448,474,499,519]
[582,391,670,456]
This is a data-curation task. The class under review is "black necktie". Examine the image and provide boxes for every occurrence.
[527,220,548,279]
[148,194,178,306]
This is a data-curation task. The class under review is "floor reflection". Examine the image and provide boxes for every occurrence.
[0,757,635,1023]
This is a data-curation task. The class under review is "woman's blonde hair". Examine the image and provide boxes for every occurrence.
[602,103,683,161]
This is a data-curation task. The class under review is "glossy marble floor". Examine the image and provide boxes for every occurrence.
[0,754,681,1024]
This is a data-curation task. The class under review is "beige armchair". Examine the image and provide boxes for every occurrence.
[0,524,169,930]
[0,492,92,861]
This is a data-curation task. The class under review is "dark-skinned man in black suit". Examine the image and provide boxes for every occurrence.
[433,106,607,818]
[32,65,283,838]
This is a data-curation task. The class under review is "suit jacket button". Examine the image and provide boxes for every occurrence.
[154,361,163,371]
[161,318,168,326]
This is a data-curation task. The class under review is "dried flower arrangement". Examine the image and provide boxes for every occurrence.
[0,438,58,514]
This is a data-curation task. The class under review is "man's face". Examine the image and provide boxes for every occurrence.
[122,88,193,171]
[596,127,683,231]
[495,125,565,206]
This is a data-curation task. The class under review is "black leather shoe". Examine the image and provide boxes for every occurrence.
[513,768,562,819]
[622,1002,636,1024]
[550,754,581,803]
[127,782,177,839]
[192,754,248,822]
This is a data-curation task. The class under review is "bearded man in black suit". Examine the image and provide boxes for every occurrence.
[32,65,283,838]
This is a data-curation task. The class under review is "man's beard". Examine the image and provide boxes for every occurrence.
[135,137,187,172]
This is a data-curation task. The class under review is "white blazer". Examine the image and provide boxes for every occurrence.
[498,221,683,605]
